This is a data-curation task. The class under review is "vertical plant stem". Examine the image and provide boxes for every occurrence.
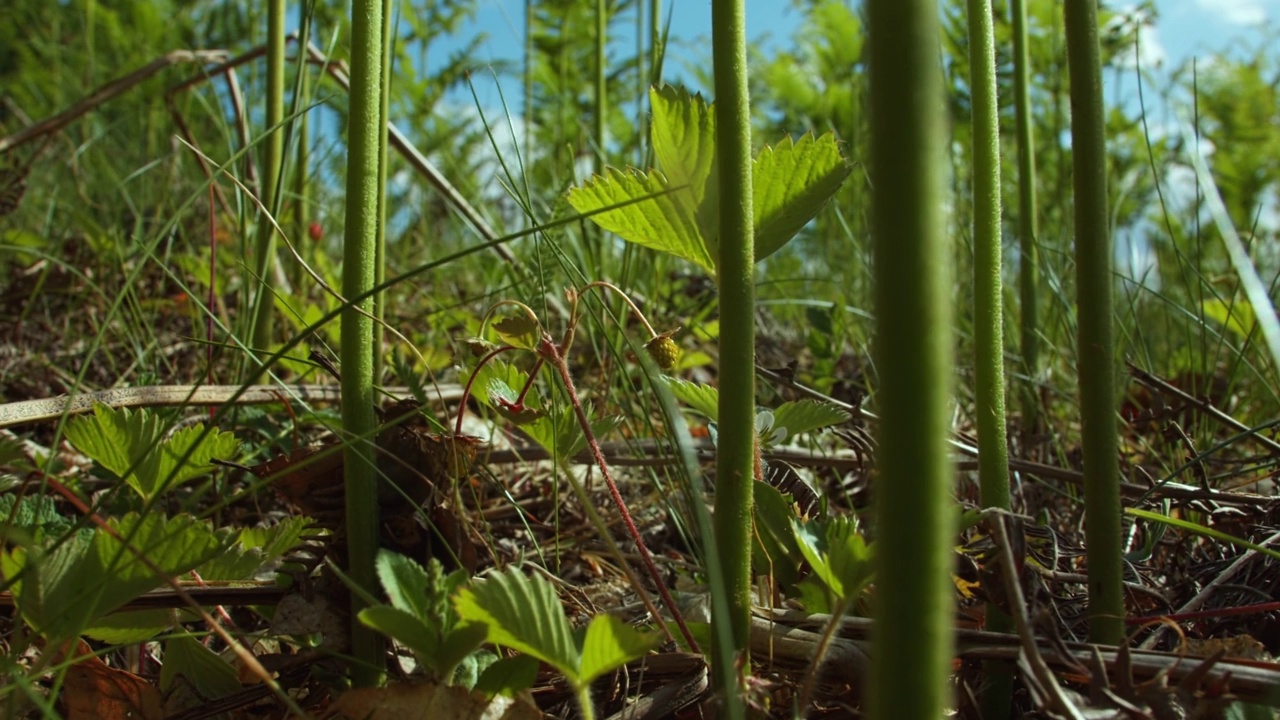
[709,0,754,672]
[968,0,1014,716]
[1012,0,1041,436]
[372,0,393,382]
[292,64,311,288]
[594,0,606,176]
[1065,0,1124,646]
[342,0,385,686]
[250,0,286,361]
[866,1,955,719]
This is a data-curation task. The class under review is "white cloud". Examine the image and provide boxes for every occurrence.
[1193,0,1267,26]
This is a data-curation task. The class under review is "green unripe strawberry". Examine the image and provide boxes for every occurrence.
[645,333,681,371]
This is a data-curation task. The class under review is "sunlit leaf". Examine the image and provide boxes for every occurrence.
[566,168,714,273]
[455,567,580,682]
[493,315,540,351]
[753,133,851,260]
[771,399,850,439]
[662,377,719,421]
[578,614,659,685]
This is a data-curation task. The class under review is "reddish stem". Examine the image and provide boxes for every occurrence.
[541,336,701,654]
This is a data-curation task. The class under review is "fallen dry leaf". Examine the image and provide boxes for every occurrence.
[334,681,539,720]
[60,641,163,720]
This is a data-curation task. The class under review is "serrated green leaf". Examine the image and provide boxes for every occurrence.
[64,404,238,501]
[650,85,720,258]
[237,516,314,563]
[160,636,240,698]
[566,168,715,273]
[359,605,442,671]
[5,513,230,640]
[791,516,873,603]
[437,622,489,682]
[578,614,659,685]
[772,399,850,439]
[662,377,719,421]
[474,654,540,697]
[753,133,851,260]
[752,481,804,588]
[493,315,541,351]
[455,567,580,682]
[376,549,432,619]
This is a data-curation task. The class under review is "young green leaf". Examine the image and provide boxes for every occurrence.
[474,654,541,697]
[578,614,660,685]
[650,85,720,256]
[64,403,239,501]
[160,636,240,699]
[791,515,874,603]
[752,480,806,588]
[752,133,851,260]
[493,314,541,351]
[662,377,720,421]
[1,512,230,640]
[454,567,580,681]
[566,168,715,273]
[771,399,850,439]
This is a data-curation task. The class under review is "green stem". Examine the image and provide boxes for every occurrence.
[1065,0,1124,646]
[373,0,392,383]
[710,0,755,676]
[249,0,286,364]
[968,0,1014,715]
[1012,0,1041,437]
[866,1,955,719]
[342,0,386,685]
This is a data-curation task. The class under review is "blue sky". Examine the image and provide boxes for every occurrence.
[430,0,1277,109]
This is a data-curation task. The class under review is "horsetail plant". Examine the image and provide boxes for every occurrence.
[1012,0,1042,436]
[341,0,387,685]
[1065,0,1125,645]
[866,1,956,719]
[709,0,756,679]
[967,0,1015,716]
[248,0,287,364]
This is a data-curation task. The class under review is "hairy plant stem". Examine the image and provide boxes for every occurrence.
[968,0,1014,716]
[1065,0,1124,646]
[372,0,393,383]
[709,0,755,678]
[541,337,699,653]
[248,0,286,367]
[341,0,386,685]
[866,1,955,719]
[1012,0,1041,437]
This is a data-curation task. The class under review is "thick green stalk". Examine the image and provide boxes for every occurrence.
[1064,0,1124,646]
[342,0,385,685]
[1012,0,1041,435]
[709,0,754,672]
[250,0,286,359]
[866,1,955,719]
[292,65,311,288]
[594,0,606,176]
[373,0,392,382]
[968,0,1013,716]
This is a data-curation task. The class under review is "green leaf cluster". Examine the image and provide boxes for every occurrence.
[358,550,491,687]
[566,85,850,275]
[454,567,659,703]
[63,403,240,501]
[0,512,308,642]
[664,377,849,446]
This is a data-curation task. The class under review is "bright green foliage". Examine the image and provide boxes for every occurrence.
[492,314,542,351]
[566,86,850,274]
[472,360,621,460]
[770,399,851,442]
[792,515,875,606]
[357,550,489,686]
[63,403,239,502]
[0,494,79,544]
[663,377,848,444]
[455,566,659,690]
[1,513,226,640]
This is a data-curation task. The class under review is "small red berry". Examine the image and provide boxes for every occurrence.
[308,222,323,242]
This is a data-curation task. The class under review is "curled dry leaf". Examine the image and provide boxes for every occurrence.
[60,640,163,720]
